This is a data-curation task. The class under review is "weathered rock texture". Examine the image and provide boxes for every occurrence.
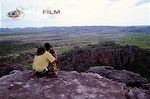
[0,64,24,77]
[58,44,144,72]
[87,66,147,84]
[0,70,150,99]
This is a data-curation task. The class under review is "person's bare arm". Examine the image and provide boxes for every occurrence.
[51,61,58,73]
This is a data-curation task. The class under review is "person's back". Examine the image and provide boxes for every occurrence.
[33,51,55,72]
[33,47,57,76]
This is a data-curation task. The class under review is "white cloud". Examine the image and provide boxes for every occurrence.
[1,0,150,28]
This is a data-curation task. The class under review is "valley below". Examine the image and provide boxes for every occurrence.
[0,26,150,99]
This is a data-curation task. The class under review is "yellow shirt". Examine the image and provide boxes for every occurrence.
[33,51,55,72]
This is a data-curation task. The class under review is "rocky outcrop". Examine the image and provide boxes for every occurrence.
[58,43,144,72]
[125,88,150,99]
[87,66,150,93]
[0,64,25,77]
[87,66,147,84]
[0,70,150,99]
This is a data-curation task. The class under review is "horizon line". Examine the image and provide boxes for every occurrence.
[1,25,150,29]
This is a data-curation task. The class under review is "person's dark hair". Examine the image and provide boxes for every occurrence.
[44,43,52,51]
[36,47,46,56]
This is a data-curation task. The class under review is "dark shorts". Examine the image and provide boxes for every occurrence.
[35,64,54,76]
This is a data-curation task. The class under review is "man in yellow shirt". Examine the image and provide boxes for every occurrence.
[33,47,57,76]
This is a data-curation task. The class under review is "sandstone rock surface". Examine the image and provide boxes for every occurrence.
[0,70,150,99]
[87,66,147,84]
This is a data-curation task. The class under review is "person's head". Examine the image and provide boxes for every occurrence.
[44,43,52,51]
[36,47,46,56]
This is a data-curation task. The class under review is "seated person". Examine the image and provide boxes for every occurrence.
[33,47,57,76]
[44,43,57,58]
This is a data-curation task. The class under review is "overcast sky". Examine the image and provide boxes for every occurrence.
[0,0,150,28]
